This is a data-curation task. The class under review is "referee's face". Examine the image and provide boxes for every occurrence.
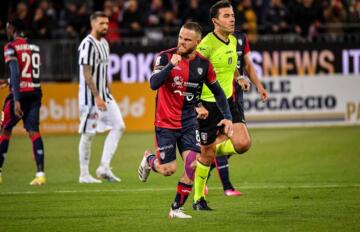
[213,7,235,34]
[177,28,201,56]
[92,17,109,37]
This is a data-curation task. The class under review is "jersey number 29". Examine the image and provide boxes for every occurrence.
[21,53,40,79]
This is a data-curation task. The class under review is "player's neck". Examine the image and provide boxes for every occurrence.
[213,28,230,43]
[90,31,102,41]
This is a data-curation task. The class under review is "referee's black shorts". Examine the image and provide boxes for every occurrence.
[198,98,245,145]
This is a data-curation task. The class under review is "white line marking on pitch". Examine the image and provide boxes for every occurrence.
[1,184,359,196]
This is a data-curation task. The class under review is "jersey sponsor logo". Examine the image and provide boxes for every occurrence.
[174,90,195,101]
[197,67,203,75]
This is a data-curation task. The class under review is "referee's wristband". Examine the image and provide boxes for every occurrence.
[235,75,246,81]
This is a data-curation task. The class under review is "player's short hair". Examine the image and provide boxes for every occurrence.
[90,11,108,22]
[210,0,232,19]
[7,20,26,36]
[182,22,202,36]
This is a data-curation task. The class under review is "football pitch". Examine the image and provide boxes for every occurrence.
[0,126,359,232]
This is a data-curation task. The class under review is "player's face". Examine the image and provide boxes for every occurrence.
[6,23,15,41]
[213,7,235,34]
[92,17,109,37]
[177,28,200,56]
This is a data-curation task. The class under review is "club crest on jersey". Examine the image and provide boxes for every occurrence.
[172,76,184,88]
[197,67,203,75]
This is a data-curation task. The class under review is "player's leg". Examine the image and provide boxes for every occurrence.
[0,94,21,183]
[96,99,125,182]
[23,96,46,185]
[138,127,179,182]
[78,105,100,183]
[216,122,251,156]
[168,127,200,218]
[193,101,222,210]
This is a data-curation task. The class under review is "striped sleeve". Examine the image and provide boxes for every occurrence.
[78,39,95,66]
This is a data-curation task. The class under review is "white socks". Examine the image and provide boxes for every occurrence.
[100,128,123,168]
[79,133,95,176]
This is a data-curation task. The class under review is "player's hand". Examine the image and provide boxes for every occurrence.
[195,105,208,120]
[170,54,181,66]
[217,119,233,138]
[95,96,107,111]
[238,78,250,92]
[258,86,269,102]
[14,101,23,118]
[0,79,8,89]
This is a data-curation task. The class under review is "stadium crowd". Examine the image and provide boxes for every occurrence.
[0,0,359,42]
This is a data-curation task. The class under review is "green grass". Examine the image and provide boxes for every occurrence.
[0,126,360,232]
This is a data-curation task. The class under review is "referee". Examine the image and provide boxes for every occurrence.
[77,11,125,184]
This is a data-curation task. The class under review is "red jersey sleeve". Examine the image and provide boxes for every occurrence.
[205,62,217,84]
[244,35,251,55]
[3,44,17,63]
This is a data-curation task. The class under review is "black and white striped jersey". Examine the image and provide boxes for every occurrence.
[78,34,112,106]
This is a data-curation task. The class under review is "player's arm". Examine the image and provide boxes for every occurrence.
[83,65,106,111]
[4,45,23,117]
[150,53,180,90]
[243,54,269,102]
[79,41,106,111]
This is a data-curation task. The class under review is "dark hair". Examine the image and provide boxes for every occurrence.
[90,11,108,21]
[7,20,26,36]
[182,21,202,35]
[210,0,232,19]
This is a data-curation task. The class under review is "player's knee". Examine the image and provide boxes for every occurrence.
[234,138,251,154]
[81,133,95,143]
[161,164,176,176]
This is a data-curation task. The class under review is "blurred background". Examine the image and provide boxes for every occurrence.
[0,0,359,133]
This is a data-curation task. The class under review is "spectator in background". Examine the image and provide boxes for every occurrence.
[122,0,145,37]
[262,0,289,34]
[349,0,360,33]
[323,0,347,36]
[13,2,33,37]
[234,0,258,41]
[66,2,90,39]
[291,0,323,39]
[32,7,51,39]
[162,10,181,36]
[181,0,209,29]
[103,0,122,42]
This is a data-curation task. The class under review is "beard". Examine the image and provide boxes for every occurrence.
[97,30,108,37]
[177,46,195,58]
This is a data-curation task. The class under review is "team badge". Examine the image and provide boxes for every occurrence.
[160,152,165,160]
[201,132,208,144]
[197,67,203,75]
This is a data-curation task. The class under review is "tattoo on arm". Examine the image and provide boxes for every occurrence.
[83,65,99,97]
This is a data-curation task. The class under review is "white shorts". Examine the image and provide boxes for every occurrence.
[78,98,125,134]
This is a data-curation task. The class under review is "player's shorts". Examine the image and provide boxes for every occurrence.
[1,93,42,132]
[154,126,201,164]
[198,98,245,145]
[78,98,125,134]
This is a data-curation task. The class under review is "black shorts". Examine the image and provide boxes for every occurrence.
[198,98,245,145]
[154,126,201,164]
[1,93,42,132]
